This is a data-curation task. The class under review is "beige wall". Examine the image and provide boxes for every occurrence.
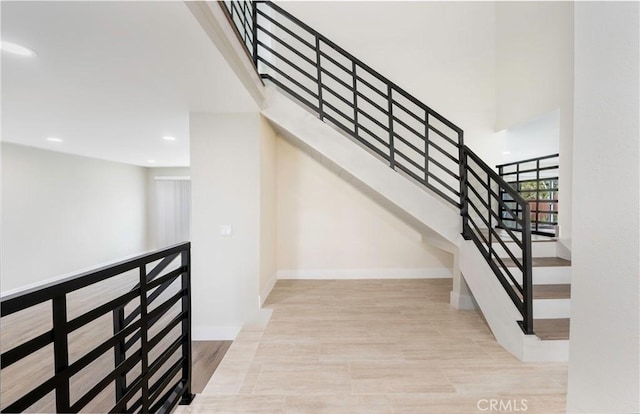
[277,137,453,278]
[259,116,278,302]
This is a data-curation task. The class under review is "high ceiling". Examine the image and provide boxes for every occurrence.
[1,1,258,167]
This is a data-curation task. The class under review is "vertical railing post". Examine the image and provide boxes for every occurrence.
[139,265,150,413]
[388,85,395,168]
[251,1,258,67]
[487,174,493,257]
[521,203,534,334]
[424,112,430,183]
[315,36,324,120]
[352,61,358,137]
[497,165,504,228]
[180,247,195,405]
[459,133,471,240]
[113,306,127,404]
[52,295,71,413]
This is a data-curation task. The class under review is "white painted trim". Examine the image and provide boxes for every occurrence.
[192,325,241,340]
[259,273,277,307]
[277,267,451,280]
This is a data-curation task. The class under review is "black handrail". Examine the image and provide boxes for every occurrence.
[0,242,194,413]
[222,1,534,334]
[496,153,559,237]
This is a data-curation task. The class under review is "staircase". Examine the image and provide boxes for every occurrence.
[210,0,572,361]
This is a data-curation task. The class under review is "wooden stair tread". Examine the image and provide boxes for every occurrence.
[499,257,571,267]
[535,318,570,340]
[533,284,571,299]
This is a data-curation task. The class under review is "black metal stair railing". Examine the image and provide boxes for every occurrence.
[496,153,559,237]
[0,242,194,413]
[222,0,534,335]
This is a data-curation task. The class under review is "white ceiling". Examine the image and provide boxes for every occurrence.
[1,1,258,167]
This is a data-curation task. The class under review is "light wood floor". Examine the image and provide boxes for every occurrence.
[177,279,568,414]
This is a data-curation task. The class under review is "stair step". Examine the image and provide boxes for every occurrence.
[533,284,571,299]
[501,257,571,267]
[535,318,570,340]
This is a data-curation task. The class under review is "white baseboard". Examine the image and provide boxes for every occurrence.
[277,267,452,280]
[259,273,277,307]
[192,325,241,340]
[450,290,478,310]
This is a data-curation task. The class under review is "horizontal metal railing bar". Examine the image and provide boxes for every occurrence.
[261,74,320,113]
[505,177,559,185]
[124,268,185,327]
[393,132,425,157]
[467,199,492,233]
[149,380,185,414]
[490,236,525,291]
[426,138,459,164]
[148,336,183,387]
[148,312,187,351]
[323,100,356,126]
[0,242,190,317]
[427,123,460,148]
[69,349,142,412]
[354,74,387,99]
[466,219,525,314]
[257,41,318,83]
[2,376,57,413]
[256,10,315,51]
[465,148,527,203]
[487,208,524,248]
[356,106,390,133]
[427,154,461,181]
[67,289,139,333]
[1,330,53,369]
[496,153,560,169]
[466,185,524,250]
[256,29,315,67]
[426,169,461,197]
[258,57,319,100]
[319,66,353,92]
[145,253,180,286]
[391,99,425,125]
[124,289,185,351]
[394,162,460,207]
[149,357,184,406]
[322,85,356,111]
[356,123,391,149]
[318,49,353,75]
[489,224,525,268]
[393,149,425,173]
[355,89,387,115]
[68,318,143,379]
[146,266,185,292]
[499,165,559,176]
[392,115,427,143]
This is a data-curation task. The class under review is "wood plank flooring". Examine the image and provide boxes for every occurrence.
[534,318,571,341]
[178,279,568,414]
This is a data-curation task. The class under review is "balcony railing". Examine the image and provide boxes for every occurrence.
[0,242,193,413]
[497,154,559,237]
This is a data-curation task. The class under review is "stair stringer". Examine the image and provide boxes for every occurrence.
[460,240,569,361]
[262,86,462,248]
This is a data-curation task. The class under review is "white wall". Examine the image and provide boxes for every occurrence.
[499,109,560,165]
[272,1,499,165]
[1,143,148,293]
[495,1,574,241]
[146,167,190,249]
[567,2,639,412]
[277,137,453,278]
[189,112,263,339]
[259,117,278,304]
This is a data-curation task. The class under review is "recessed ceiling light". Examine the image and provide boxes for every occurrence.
[1,41,37,57]
[147,159,156,163]
[46,137,63,143]
[502,151,511,155]
[163,136,176,141]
